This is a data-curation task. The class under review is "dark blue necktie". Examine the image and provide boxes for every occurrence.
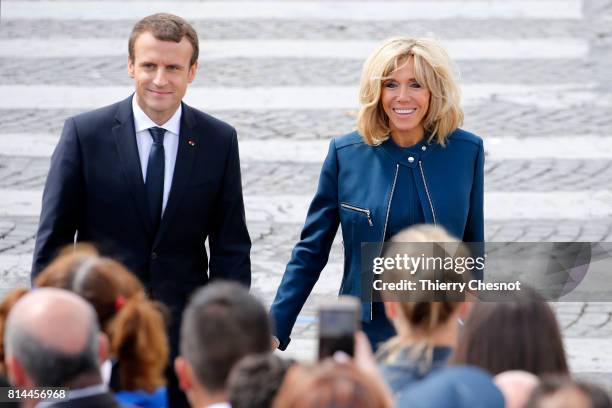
[146,127,165,230]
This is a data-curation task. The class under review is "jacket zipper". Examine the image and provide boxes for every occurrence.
[418,161,437,225]
[372,164,400,320]
[340,203,373,226]
[381,164,400,250]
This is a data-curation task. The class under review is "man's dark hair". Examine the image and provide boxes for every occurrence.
[129,13,199,66]
[228,353,295,408]
[180,282,271,392]
[6,320,100,387]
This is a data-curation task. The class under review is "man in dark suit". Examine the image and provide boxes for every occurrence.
[4,288,121,408]
[31,13,251,407]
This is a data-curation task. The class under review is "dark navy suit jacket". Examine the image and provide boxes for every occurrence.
[32,95,251,321]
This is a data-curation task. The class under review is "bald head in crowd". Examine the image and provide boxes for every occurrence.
[3,288,105,389]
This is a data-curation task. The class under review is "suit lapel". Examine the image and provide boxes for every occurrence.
[113,95,154,236]
[154,102,199,247]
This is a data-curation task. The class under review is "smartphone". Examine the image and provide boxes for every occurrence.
[318,297,360,360]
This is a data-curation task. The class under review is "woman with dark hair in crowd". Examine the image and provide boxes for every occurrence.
[451,286,569,376]
[270,36,484,352]
[35,246,169,408]
[377,225,472,394]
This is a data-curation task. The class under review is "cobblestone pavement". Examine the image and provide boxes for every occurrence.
[4,58,607,86]
[3,156,612,193]
[3,105,612,138]
[1,0,612,390]
[1,17,611,39]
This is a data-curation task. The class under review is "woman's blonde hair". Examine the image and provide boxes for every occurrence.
[377,225,471,366]
[357,37,463,145]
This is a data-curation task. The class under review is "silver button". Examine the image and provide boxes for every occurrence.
[421,146,427,151]
[408,156,415,163]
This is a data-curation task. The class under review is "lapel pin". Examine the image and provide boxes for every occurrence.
[188,139,196,147]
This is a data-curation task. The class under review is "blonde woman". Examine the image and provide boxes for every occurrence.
[377,225,472,394]
[271,38,484,351]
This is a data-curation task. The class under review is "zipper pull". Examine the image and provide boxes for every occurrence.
[366,210,373,227]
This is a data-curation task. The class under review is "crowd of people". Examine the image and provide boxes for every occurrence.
[2,225,611,407]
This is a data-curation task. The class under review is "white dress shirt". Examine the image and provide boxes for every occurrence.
[132,96,181,215]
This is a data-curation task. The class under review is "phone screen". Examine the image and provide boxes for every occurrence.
[318,306,358,360]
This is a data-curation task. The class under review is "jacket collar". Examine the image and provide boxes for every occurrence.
[131,96,182,135]
[381,136,429,167]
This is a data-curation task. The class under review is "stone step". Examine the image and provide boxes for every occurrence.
[2,134,611,161]
[1,58,606,87]
[2,19,608,41]
[1,84,608,110]
[0,38,588,60]
[3,1,583,21]
[1,189,612,220]
[2,105,611,138]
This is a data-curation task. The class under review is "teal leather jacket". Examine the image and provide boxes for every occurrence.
[271,129,484,349]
